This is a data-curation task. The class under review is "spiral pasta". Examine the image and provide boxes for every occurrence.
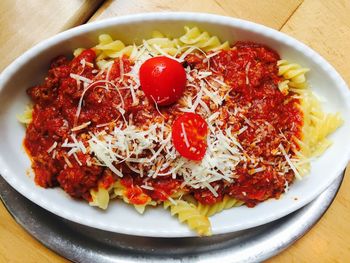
[83,26,229,67]
[298,89,343,158]
[89,187,110,210]
[142,31,180,56]
[282,86,342,177]
[278,60,310,89]
[94,34,136,60]
[275,59,343,176]
[112,180,156,214]
[179,26,229,52]
[197,196,244,217]
[164,199,212,236]
[16,105,33,126]
[73,47,85,57]
[277,80,290,95]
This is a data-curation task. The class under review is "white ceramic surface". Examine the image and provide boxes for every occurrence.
[0,13,350,237]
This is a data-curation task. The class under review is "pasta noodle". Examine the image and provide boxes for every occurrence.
[143,31,180,56]
[179,26,230,52]
[16,105,33,125]
[111,180,156,214]
[89,186,110,210]
[277,61,343,175]
[197,195,243,217]
[73,47,85,57]
[164,199,212,236]
[93,34,136,60]
[278,60,310,89]
[295,88,343,162]
[88,26,229,68]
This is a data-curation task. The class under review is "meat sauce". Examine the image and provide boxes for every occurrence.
[24,42,302,207]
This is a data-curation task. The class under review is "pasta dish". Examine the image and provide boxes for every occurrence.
[19,27,342,236]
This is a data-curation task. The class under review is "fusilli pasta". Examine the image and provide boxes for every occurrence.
[88,26,229,68]
[179,26,229,52]
[277,61,344,176]
[278,60,309,89]
[94,34,136,60]
[197,195,243,217]
[16,105,33,125]
[89,186,110,210]
[112,180,156,214]
[298,89,343,158]
[164,199,212,236]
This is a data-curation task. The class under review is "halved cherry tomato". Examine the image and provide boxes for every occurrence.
[139,56,186,106]
[172,113,208,161]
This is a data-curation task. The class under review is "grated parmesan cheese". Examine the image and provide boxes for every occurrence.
[47,141,57,153]
[279,144,302,180]
[71,121,91,132]
[245,62,251,85]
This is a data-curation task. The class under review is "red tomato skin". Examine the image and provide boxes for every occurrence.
[172,112,208,161]
[139,56,186,106]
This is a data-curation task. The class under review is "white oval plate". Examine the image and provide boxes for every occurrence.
[1,13,350,237]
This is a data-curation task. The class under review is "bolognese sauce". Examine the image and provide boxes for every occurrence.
[24,41,303,207]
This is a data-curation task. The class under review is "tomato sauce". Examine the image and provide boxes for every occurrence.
[211,42,301,206]
[24,42,303,207]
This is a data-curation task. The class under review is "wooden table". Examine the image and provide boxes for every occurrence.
[1,0,349,262]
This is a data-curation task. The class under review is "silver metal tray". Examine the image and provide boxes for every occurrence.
[0,172,344,263]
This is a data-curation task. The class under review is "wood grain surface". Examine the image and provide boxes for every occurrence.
[0,0,103,71]
[270,1,350,260]
[0,0,349,262]
[90,0,303,29]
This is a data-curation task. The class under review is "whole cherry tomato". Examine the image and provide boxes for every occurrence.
[172,112,208,161]
[139,56,186,106]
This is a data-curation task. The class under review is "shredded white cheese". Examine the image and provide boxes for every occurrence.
[71,121,91,131]
[245,62,251,85]
[47,142,57,153]
[279,144,302,180]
